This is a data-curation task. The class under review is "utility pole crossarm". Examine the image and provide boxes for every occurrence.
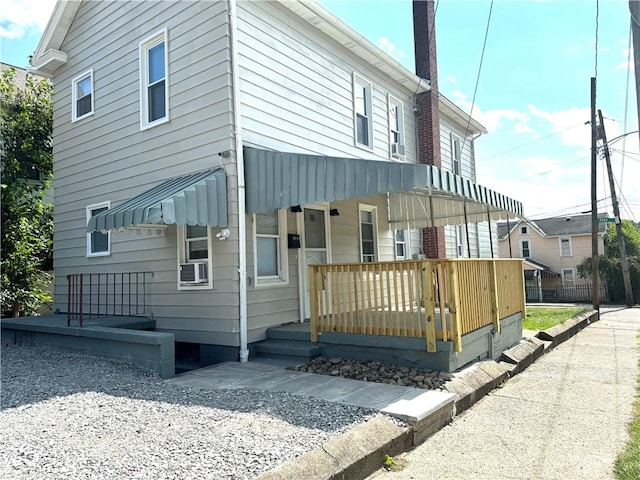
[598,109,634,306]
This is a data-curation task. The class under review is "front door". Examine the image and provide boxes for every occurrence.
[301,206,331,319]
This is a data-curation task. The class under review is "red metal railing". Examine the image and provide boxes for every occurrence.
[67,272,152,326]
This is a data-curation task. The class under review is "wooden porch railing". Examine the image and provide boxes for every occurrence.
[308,259,525,353]
[67,272,152,327]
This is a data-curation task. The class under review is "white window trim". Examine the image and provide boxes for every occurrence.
[71,69,94,122]
[456,225,466,258]
[388,94,405,160]
[395,229,407,260]
[352,72,373,151]
[359,204,378,262]
[520,239,531,258]
[559,237,573,257]
[177,225,214,290]
[86,201,111,257]
[450,133,461,175]
[139,28,169,131]
[253,210,289,287]
[520,225,529,235]
[562,268,575,287]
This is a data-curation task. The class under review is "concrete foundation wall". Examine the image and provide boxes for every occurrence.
[1,320,175,378]
[317,313,523,372]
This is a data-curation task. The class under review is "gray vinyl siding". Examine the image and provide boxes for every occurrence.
[52,1,236,343]
[236,1,418,163]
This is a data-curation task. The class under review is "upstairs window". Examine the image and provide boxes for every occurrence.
[388,95,405,159]
[72,69,94,122]
[560,237,572,257]
[451,134,461,175]
[353,73,373,149]
[521,225,529,235]
[140,29,168,129]
[520,239,531,258]
[86,202,110,257]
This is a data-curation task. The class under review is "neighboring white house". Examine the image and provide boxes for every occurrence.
[31,0,521,363]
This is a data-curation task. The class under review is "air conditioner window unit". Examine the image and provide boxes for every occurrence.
[391,143,406,158]
[180,262,208,283]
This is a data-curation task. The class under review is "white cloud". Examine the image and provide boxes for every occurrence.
[0,0,55,39]
[444,75,458,84]
[377,37,405,60]
[615,47,632,71]
[451,90,532,134]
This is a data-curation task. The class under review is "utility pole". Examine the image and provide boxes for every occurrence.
[630,1,640,144]
[598,110,634,306]
[590,78,600,312]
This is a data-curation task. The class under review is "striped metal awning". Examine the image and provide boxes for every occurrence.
[244,147,522,228]
[87,167,227,232]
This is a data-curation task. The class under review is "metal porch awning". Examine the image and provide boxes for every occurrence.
[87,167,227,232]
[523,258,560,278]
[244,147,522,228]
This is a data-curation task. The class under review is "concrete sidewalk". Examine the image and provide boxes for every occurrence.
[369,307,640,480]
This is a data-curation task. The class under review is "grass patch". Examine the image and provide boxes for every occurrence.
[614,335,640,479]
[523,306,591,331]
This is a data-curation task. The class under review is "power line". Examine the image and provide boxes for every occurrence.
[594,0,599,78]
[621,22,633,187]
[477,122,587,162]
[460,0,494,159]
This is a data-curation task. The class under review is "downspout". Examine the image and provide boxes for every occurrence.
[229,0,249,363]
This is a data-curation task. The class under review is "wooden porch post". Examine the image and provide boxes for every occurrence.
[422,262,437,352]
[309,265,319,342]
[447,261,462,353]
[488,260,500,333]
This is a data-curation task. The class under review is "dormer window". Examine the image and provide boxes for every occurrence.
[521,226,528,235]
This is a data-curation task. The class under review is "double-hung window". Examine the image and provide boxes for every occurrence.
[451,134,461,175]
[521,225,529,235]
[520,239,531,258]
[395,229,406,260]
[560,237,572,257]
[140,29,168,129]
[359,205,377,262]
[255,210,287,285]
[353,73,373,149]
[177,225,213,289]
[72,69,94,122]
[562,268,575,287]
[86,202,110,257]
[388,95,405,158]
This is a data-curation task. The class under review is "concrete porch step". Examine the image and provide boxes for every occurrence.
[254,339,320,363]
[265,322,312,342]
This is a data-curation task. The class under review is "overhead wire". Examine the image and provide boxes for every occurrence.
[620,22,633,187]
[459,0,494,158]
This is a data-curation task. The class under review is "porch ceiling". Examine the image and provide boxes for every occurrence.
[87,167,227,232]
[244,147,523,228]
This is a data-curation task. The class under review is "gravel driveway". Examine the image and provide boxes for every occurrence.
[1,344,376,479]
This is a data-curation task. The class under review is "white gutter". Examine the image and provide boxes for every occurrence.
[229,0,249,363]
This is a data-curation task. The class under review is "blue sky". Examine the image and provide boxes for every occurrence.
[2,0,638,221]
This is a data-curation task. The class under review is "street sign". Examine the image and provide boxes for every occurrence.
[597,218,615,223]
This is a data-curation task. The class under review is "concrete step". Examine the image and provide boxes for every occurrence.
[254,339,320,362]
[265,324,312,342]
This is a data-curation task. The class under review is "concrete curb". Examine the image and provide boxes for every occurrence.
[258,309,599,480]
[536,310,598,348]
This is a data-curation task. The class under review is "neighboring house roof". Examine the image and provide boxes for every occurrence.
[497,213,608,240]
[31,0,428,96]
[438,94,487,136]
[0,62,45,87]
[522,257,560,277]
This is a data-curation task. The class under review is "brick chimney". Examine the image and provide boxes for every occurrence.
[414,0,446,259]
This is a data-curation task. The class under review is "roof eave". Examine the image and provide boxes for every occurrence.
[31,0,80,74]
[438,94,487,135]
[278,0,429,95]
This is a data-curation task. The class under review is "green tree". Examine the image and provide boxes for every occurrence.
[1,68,54,317]
[577,220,640,303]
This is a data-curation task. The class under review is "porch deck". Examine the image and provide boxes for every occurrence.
[309,258,526,358]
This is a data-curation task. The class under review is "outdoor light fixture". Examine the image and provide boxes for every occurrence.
[330,208,340,216]
[290,205,302,213]
[216,228,231,240]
